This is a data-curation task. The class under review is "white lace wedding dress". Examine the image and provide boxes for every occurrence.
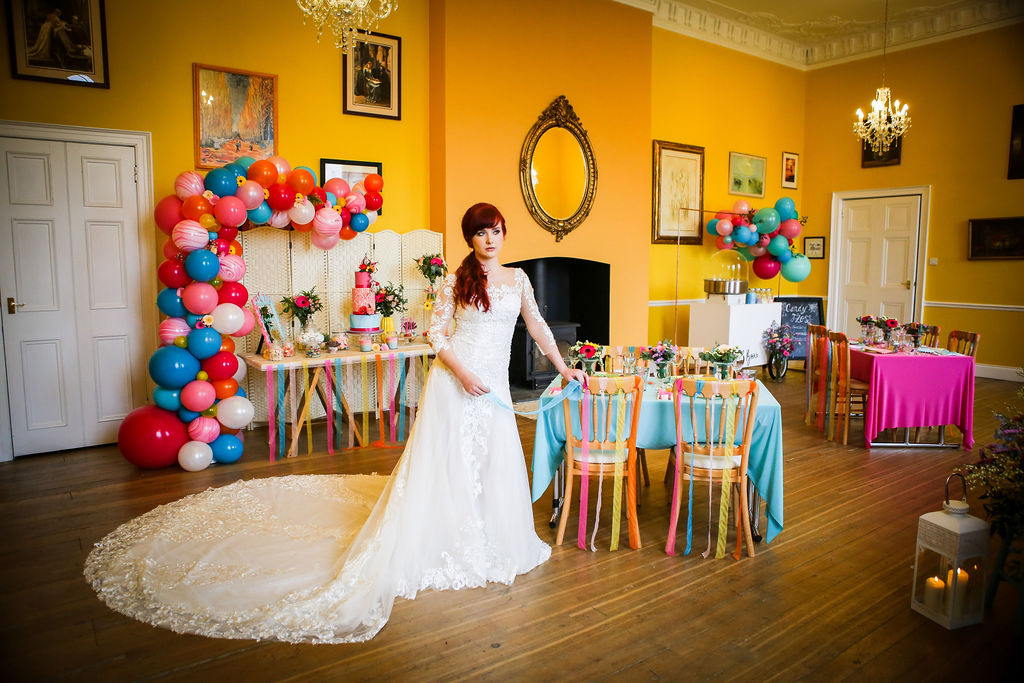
[85,269,557,643]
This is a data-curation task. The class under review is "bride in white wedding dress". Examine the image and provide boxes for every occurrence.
[85,203,586,643]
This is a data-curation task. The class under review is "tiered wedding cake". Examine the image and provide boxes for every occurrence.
[350,270,382,331]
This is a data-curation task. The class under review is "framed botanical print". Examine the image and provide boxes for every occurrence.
[193,64,278,169]
[5,0,109,88]
[651,140,704,245]
[782,151,799,189]
[728,151,766,198]
[804,236,825,259]
[343,31,401,120]
[321,158,383,215]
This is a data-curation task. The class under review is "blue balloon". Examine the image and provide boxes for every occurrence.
[778,206,798,222]
[296,165,318,185]
[208,230,218,240]
[157,287,188,318]
[184,249,220,282]
[187,327,222,360]
[178,407,200,423]
[234,156,256,171]
[247,201,272,225]
[204,168,237,198]
[350,212,370,232]
[706,218,720,236]
[722,235,733,244]
[776,248,793,264]
[733,226,752,245]
[149,346,200,389]
[235,386,247,398]
[774,197,796,216]
[222,163,246,182]
[325,191,338,207]
[186,313,204,328]
[153,386,182,411]
[210,434,243,463]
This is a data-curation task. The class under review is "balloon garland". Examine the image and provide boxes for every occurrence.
[705,197,812,284]
[119,155,385,470]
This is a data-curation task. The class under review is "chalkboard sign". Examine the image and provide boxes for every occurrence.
[775,297,824,361]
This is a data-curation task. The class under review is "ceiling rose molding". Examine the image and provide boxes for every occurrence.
[613,0,1024,70]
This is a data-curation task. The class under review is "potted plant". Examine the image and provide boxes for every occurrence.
[762,322,794,381]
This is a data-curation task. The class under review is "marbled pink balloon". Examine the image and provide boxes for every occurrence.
[158,317,191,346]
[218,254,246,282]
[312,206,343,236]
[188,416,221,443]
[268,209,291,229]
[311,231,340,250]
[174,171,205,200]
[344,193,366,214]
[171,219,210,253]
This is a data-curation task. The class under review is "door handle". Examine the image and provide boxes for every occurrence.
[7,297,26,314]
[901,279,912,290]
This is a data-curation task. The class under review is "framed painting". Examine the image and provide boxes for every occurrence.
[5,0,109,88]
[968,217,1024,260]
[728,151,766,198]
[343,31,401,120]
[782,151,799,189]
[321,158,383,214]
[651,140,704,245]
[251,294,285,346]
[193,63,278,169]
[804,236,825,259]
[1008,104,1024,180]
[861,136,902,167]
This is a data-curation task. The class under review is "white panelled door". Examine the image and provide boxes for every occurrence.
[0,137,144,455]
[835,194,921,337]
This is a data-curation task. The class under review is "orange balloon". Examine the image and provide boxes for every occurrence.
[219,336,236,354]
[228,239,243,256]
[277,173,288,185]
[339,225,357,241]
[212,378,239,399]
[220,426,240,435]
[287,168,315,195]
[293,220,314,233]
[363,173,383,192]
[182,195,213,221]
[247,160,278,188]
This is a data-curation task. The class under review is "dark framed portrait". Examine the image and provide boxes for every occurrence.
[968,217,1024,260]
[193,63,278,169]
[861,136,902,168]
[343,31,401,120]
[5,0,109,88]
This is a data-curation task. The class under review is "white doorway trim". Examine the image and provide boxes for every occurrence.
[826,185,932,330]
[0,120,155,463]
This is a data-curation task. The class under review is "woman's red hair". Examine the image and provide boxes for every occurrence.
[453,203,506,312]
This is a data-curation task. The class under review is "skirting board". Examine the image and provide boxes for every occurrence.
[977,364,1024,382]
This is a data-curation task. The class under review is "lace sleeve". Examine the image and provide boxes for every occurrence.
[427,273,457,354]
[518,269,557,357]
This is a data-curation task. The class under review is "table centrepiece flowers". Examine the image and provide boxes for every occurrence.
[281,288,324,348]
[856,314,877,344]
[902,321,927,348]
[373,282,408,334]
[414,253,448,290]
[762,322,794,381]
[699,344,744,380]
[877,316,900,345]
[641,340,678,379]
[568,340,605,375]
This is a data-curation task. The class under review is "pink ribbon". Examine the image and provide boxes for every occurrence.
[577,387,591,549]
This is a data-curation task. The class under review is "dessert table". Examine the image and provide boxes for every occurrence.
[530,377,785,543]
[849,346,975,449]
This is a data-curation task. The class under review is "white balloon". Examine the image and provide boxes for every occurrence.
[232,353,248,382]
[268,209,292,229]
[365,210,379,225]
[178,440,213,471]
[288,200,315,225]
[211,303,244,335]
[217,395,254,429]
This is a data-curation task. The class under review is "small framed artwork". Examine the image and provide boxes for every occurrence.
[728,151,766,198]
[5,0,109,88]
[251,294,285,345]
[804,236,825,259]
[321,158,383,215]
[861,136,902,168]
[968,217,1024,260]
[193,64,278,169]
[343,31,401,120]
[1008,104,1024,180]
[781,151,799,189]
[651,140,704,245]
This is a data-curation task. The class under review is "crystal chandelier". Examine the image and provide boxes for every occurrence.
[296,0,398,52]
[853,0,911,154]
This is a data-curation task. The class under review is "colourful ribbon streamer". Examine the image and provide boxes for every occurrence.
[288,368,298,457]
[276,365,285,459]
[375,354,386,443]
[361,355,369,445]
[346,360,354,448]
[397,352,408,441]
[577,387,591,550]
[302,361,312,455]
[331,358,344,451]
[324,360,335,456]
[715,393,739,559]
[265,366,275,461]
[388,354,397,443]
[610,391,626,551]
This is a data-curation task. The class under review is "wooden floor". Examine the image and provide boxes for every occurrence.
[1,372,1018,681]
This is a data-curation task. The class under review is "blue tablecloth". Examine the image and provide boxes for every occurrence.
[530,378,785,543]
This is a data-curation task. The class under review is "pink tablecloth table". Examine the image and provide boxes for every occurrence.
[850,349,975,449]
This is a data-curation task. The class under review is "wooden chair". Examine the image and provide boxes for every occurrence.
[827,331,870,445]
[947,330,980,357]
[921,324,941,348]
[600,346,650,486]
[675,347,709,375]
[556,374,645,550]
[805,324,830,430]
[666,378,760,559]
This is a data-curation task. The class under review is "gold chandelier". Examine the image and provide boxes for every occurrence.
[296,0,398,52]
[853,0,911,154]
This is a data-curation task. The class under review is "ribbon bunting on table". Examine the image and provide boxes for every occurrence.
[265,367,276,460]
[302,361,313,455]
[324,360,336,455]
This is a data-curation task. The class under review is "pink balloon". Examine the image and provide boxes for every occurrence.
[233,307,256,337]
[171,219,210,253]
[757,234,771,247]
[154,195,184,235]
[715,235,734,250]
[162,239,182,261]
[323,177,350,198]
[158,317,191,346]
[752,254,782,280]
[181,380,216,412]
[182,282,218,315]
[351,182,366,195]
[235,180,266,210]
[716,219,734,236]
[312,206,343,236]
[218,254,246,283]
[732,200,751,215]
[344,193,366,214]
[268,155,291,176]
[174,171,205,200]
[268,210,291,229]
[779,219,802,239]
[749,245,768,257]
[288,199,315,225]
[213,196,247,228]
[311,231,341,250]
[188,416,221,443]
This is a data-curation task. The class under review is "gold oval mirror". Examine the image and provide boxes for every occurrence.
[519,95,597,241]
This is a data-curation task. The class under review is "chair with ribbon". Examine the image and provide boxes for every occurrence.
[805,324,830,431]
[921,324,941,348]
[827,331,870,445]
[947,330,980,357]
[675,347,709,375]
[666,378,760,559]
[555,374,645,551]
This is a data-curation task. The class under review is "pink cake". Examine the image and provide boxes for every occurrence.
[350,270,381,331]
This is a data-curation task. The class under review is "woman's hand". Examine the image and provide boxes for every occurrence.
[459,371,490,396]
[562,367,589,387]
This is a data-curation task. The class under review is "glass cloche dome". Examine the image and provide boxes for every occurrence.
[703,249,749,294]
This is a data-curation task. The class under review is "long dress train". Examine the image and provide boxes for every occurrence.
[84,269,558,643]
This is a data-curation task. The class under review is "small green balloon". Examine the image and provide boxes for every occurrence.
[196,370,209,381]
[202,406,218,417]
[211,277,223,288]
[173,336,188,348]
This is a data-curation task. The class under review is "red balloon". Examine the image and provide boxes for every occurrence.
[162,239,182,262]
[752,254,782,280]
[158,259,192,288]
[363,191,383,212]
[201,351,239,381]
[339,226,357,241]
[715,235,734,250]
[213,237,231,256]
[155,195,184,234]
[217,224,238,242]
[338,206,351,227]
[118,406,188,468]
[214,195,248,228]
[267,183,296,211]
[218,281,249,307]
[308,187,327,205]
[363,173,383,192]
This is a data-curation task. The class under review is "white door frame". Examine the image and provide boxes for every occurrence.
[0,120,155,462]
[826,185,932,331]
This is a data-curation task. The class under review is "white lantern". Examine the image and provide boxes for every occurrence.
[911,474,990,629]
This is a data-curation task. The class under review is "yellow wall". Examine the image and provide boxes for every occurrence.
[803,25,1024,367]
[649,29,807,344]
[0,0,431,233]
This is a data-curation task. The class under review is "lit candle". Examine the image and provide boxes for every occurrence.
[945,568,970,617]
[923,576,945,612]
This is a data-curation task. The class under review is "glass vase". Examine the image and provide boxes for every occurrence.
[714,362,733,380]
[654,360,672,379]
[861,324,875,344]
[767,352,788,381]
[581,357,600,376]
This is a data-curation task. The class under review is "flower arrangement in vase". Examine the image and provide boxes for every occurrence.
[568,340,605,375]
[877,316,900,345]
[414,253,448,289]
[641,340,678,379]
[373,282,408,333]
[856,314,877,343]
[699,344,744,379]
[281,288,324,346]
[762,322,794,380]
[902,321,927,348]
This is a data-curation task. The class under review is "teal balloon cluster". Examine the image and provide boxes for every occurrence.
[705,196,812,283]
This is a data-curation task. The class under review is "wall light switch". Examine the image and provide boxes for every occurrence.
[928,257,938,265]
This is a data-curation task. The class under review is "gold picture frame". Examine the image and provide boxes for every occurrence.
[193,63,278,170]
[651,140,704,245]
[343,31,401,120]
